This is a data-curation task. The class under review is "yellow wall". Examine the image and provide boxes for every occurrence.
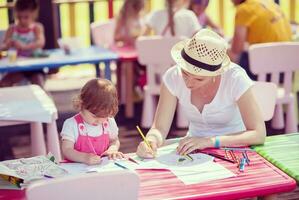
[1,0,299,42]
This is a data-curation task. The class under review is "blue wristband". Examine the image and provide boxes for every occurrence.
[214,136,220,148]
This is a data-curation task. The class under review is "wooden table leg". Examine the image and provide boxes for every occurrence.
[46,120,62,162]
[124,61,134,118]
[30,122,46,156]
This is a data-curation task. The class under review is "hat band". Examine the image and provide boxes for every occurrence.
[181,49,221,72]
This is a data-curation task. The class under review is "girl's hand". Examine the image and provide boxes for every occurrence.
[136,140,158,159]
[84,153,102,165]
[177,136,213,155]
[12,40,26,50]
[102,150,125,160]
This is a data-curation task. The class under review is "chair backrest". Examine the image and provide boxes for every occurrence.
[248,42,299,95]
[26,170,140,200]
[90,19,116,48]
[251,81,277,121]
[57,37,84,53]
[136,36,182,90]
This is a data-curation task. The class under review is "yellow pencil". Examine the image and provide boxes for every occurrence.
[136,125,153,152]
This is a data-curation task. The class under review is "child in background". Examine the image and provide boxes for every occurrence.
[61,79,124,165]
[189,0,224,36]
[0,0,45,88]
[114,0,145,47]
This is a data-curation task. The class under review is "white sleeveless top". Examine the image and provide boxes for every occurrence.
[11,24,39,56]
[162,63,253,137]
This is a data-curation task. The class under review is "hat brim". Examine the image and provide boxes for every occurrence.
[171,39,231,77]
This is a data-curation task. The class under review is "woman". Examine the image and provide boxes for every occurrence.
[137,29,266,158]
[144,0,201,37]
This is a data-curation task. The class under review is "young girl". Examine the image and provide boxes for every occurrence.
[0,0,45,87]
[61,78,124,165]
[144,0,201,38]
[114,0,145,47]
[189,0,224,36]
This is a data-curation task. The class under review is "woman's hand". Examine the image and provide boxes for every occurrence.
[102,150,125,160]
[177,136,213,155]
[136,140,158,159]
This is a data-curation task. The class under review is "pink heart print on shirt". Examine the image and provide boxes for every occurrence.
[78,123,88,135]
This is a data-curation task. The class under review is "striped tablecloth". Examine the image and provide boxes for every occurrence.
[253,133,299,183]
[0,149,296,200]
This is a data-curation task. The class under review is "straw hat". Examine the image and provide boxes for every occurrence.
[171,28,231,76]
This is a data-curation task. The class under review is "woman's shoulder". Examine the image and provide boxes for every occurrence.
[164,65,181,79]
[224,63,249,79]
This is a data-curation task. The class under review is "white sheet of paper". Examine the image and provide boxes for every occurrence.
[59,157,123,174]
[170,161,235,185]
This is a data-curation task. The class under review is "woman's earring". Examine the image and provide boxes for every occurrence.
[213,77,216,83]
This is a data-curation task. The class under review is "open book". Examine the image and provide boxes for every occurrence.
[0,155,68,189]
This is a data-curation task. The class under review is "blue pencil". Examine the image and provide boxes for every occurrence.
[114,162,128,170]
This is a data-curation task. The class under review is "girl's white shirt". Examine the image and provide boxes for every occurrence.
[146,8,201,38]
[61,117,119,143]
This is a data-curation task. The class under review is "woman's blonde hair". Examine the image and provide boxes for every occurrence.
[73,78,119,118]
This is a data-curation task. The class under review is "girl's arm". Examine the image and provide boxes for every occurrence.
[136,83,177,158]
[61,139,101,165]
[205,16,224,36]
[0,26,14,51]
[177,87,266,155]
[106,137,120,152]
[141,24,152,36]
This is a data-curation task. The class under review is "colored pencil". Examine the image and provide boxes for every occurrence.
[204,152,235,163]
[136,125,153,153]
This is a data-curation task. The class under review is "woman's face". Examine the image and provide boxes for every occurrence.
[181,69,212,90]
[81,109,108,126]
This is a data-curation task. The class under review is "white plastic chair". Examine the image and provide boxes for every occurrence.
[57,37,84,54]
[90,19,116,48]
[26,170,140,200]
[249,42,299,133]
[252,82,277,121]
[136,36,188,128]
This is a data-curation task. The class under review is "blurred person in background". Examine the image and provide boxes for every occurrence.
[189,0,224,36]
[228,0,292,80]
[144,0,201,38]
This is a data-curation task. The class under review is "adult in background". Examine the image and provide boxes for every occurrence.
[228,0,292,80]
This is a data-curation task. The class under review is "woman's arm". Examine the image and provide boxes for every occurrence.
[216,87,266,146]
[136,83,177,158]
[147,83,178,146]
[177,87,266,155]
[61,139,102,165]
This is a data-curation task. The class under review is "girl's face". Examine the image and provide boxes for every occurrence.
[15,10,36,28]
[181,69,213,90]
[81,109,108,126]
